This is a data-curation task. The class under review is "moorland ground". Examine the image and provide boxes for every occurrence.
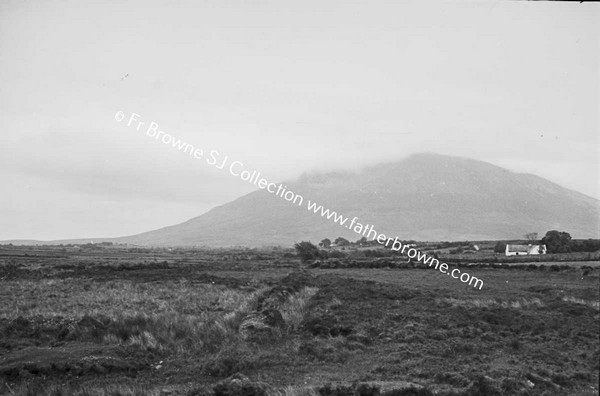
[0,244,598,396]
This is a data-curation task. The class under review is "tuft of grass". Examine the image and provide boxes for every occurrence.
[437,297,544,309]
[280,287,319,333]
[99,287,268,355]
[0,279,265,320]
[3,381,160,396]
[562,296,600,310]
[269,386,319,396]
[127,330,161,352]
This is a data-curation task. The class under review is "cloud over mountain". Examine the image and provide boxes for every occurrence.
[112,153,600,247]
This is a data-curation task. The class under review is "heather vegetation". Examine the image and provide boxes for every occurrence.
[0,244,598,396]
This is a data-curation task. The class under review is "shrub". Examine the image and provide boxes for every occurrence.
[493,242,506,253]
[328,250,347,259]
[319,238,331,248]
[294,242,321,262]
[541,230,572,253]
[334,237,350,246]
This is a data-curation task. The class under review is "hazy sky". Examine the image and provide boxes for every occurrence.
[0,0,598,240]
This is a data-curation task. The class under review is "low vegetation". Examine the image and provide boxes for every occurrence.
[0,244,598,395]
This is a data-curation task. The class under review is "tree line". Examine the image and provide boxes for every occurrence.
[494,230,600,254]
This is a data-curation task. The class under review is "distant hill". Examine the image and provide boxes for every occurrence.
[4,153,599,247]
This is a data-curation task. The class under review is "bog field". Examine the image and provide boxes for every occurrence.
[0,244,598,396]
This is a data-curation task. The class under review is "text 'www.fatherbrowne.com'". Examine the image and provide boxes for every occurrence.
[305,202,483,290]
[115,110,484,290]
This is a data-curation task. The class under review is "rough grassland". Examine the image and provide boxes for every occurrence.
[0,245,598,396]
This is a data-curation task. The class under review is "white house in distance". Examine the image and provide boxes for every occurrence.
[505,244,547,256]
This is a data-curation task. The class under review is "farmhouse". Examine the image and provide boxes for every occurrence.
[505,243,546,256]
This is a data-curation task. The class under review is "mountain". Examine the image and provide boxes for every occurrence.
[4,153,598,247]
[104,153,599,246]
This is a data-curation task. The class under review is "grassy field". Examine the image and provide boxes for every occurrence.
[0,245,598,396]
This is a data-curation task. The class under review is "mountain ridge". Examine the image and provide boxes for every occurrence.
[3,153,599,246]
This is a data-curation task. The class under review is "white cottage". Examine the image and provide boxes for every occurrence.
[505,244,546,256]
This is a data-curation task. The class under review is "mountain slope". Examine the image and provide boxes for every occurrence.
[114,153,600,246]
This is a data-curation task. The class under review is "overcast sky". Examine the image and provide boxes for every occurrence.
[0,0,598,241]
